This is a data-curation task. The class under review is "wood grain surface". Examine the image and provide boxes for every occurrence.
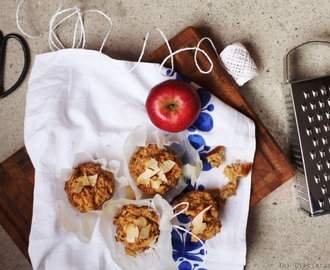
[0,26,296,262]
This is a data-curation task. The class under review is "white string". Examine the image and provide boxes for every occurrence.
[48,4,74,51]
[159,46,214,76]
[171,202,189,219]
[79,9,114,52]
[16,0,43,38]
[48,4,113,53]
[17,1,218,78]
[72,6,85,49]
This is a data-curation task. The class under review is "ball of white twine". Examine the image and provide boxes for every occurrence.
[220,42,259,86]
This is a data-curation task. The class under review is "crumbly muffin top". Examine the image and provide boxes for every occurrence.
[64,162,115,213]
[113,204,160,257]
[173,190,222,241]
[129,144,182,195]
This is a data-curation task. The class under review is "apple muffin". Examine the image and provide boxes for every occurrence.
[113,204,160,257]
[129,144,183,195]
[173,190,221,242]
[64,162,115,213]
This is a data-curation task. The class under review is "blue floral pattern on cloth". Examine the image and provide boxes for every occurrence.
[171,181,207,270]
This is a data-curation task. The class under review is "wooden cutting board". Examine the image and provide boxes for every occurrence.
[0,26,296,262]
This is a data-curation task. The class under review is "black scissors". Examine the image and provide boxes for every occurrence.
[0,31,29,98]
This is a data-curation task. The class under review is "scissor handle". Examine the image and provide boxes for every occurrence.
[0,33,29,98]
[284,40,330,83]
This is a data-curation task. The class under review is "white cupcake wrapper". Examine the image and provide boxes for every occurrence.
[55,151,128,243]
[123,125,202,201]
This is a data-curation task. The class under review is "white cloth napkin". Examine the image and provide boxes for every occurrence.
[25,48,256,270]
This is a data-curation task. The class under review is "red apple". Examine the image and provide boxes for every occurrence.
[145,79,201,132]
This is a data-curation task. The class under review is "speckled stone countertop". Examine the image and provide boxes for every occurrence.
[1,1,330,269]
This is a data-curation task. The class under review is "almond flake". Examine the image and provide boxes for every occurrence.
[191,205,212,235]
[151,179,162,190]
[139,224,151,239]
[125,224,139,243]
[79,173,89,187]
[133,217,148,230]
[159,160,176,173]
[88,174,98,186]
[72,182,83,193]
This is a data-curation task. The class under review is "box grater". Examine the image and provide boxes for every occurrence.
[285,41,330,216]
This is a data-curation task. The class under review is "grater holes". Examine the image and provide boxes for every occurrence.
[326,159,330,169]
[306,126,313,136]
[314,175,321,183]
[320,148,326,158]
[301,102,308,111]
[324,172,330,181]
[321,86,327,95]
[303,90,310,99]
[321,184,328,194]
[310,100,317,110]
[327,97,330,106]
[315,124,322,134]
[308,113,315,122]
[312,89,319,97]
[322,136,328,145]
[316,111,323,121]
[318,199,324,208]
[324,122,330,132]
[312,137,319,146]
[317,160,324,170]
[326,110,330,119]
[310,150,316,160]
[319,99,326,108]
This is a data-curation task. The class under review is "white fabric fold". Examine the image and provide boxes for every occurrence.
[25,49,256,270]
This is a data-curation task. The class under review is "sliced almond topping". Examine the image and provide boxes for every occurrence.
[191,205,212,235]
[133,217,148,230]
[159,160,176,173]
[137,159,160,184]
[72,182,83,193]
[81,173,90,186]
[125,224,139,243]
[151,179,163,190]
[88,174,98,186]
[139,224,151,239]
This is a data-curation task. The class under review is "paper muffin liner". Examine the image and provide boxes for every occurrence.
[100,194,177,270]
[55,151,128,243]
[123,125,202,201]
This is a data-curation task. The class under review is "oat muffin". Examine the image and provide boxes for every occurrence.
[64,162,115,213]
[129,144,183,195]
[113,204,160,257]
[173,190,222,241]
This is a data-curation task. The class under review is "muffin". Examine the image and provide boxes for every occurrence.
[64,162,115,213]
[113,204,160,257]
[173,190,222,242]
[129,144,183,195]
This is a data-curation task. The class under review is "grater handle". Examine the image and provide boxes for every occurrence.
[284,40,330,83]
